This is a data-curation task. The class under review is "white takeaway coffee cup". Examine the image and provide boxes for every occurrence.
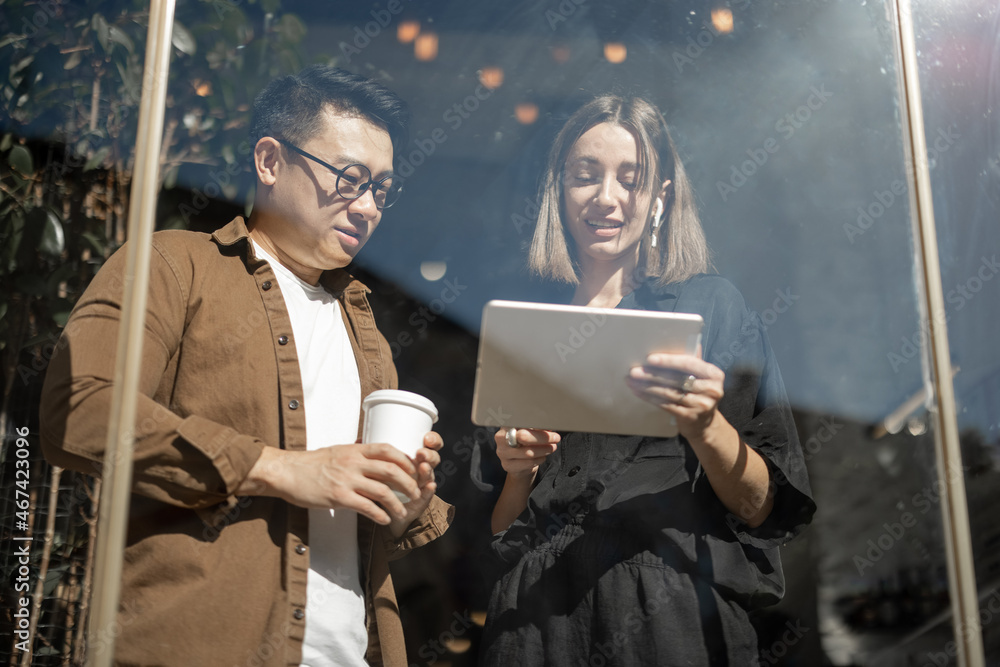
[361,389,439,502]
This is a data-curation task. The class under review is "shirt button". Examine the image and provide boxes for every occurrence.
[567,466,581,477]
[288,400,300,410]
[278,335,289,345]
[293,608,304,620]
[262,280,272,291]
[295,544,307,555]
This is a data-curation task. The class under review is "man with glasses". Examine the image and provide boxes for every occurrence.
[40,66,452,666]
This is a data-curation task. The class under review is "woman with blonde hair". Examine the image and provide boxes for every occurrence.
[481,95,815,666]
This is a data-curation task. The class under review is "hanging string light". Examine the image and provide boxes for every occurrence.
[603,42,627,63]
[397,19,420,43]
[414,32,438,61]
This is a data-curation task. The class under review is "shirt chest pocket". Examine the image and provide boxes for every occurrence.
[601,437,691,492]
[601,436,686,461]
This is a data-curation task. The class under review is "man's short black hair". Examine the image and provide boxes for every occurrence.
[250,65,409,165]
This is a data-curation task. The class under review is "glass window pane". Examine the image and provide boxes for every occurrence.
[8,0,993,665]
[913,0,1000,662]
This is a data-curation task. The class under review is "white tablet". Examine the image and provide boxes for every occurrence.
[471,300,704,438]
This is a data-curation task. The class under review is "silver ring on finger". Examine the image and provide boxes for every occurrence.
[681,374,697,394]
[505,428,519,448]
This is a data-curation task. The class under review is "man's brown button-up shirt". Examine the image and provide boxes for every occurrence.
[40,216,453,666]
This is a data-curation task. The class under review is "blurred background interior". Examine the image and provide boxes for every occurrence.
[1,0,999,664]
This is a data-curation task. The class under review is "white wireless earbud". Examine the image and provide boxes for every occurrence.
[650,199,664,248]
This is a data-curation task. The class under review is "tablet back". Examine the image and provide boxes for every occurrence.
[471,300,704,437]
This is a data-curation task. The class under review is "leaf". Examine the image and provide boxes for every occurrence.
[162,164,179,189]
[38,210,65,256]
[0,302,7,322]
[277,15,307,44]
[81,231,107,255]
[114,60,138,105]
[64,51,82,70]
[83,145,111,171]
[108,25,134,53]
[172,21,196,56]
[43,564,69,596]
[260,0,281,13]
[1,134,11,151]
[8,145,33,176]
[46,266,76,294]
[11,54,34,76]
[3,212,25,271]
[0,34,25,51]
[221,7,252,44]
[92,13,110,52]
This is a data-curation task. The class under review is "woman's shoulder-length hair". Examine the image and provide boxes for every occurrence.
[528,95,711,287]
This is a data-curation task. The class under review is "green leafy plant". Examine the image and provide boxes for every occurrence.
[0,0,307,435]
[0,1,306,662]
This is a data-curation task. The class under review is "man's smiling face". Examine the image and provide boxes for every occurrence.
[256,107,394,283]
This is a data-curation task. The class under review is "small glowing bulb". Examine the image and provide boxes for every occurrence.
[397,20,420,43]
[515,102,539,125]
[414,33,438,61]
[603,42,627,64]
[711,8,734,34]
[478,67,504,90]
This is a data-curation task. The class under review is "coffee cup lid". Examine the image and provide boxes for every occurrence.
[363,389,439,422]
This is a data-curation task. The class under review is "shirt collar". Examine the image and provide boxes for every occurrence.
[212,216,369,298]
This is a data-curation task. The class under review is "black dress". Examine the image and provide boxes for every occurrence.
[480,275,816,667]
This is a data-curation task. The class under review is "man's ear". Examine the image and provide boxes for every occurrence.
[254,137,281,186]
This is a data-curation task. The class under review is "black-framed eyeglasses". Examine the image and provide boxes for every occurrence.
[275,138,402,210]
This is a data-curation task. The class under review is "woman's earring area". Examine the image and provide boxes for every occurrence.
[649,198,664,248]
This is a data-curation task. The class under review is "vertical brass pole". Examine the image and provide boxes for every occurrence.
[85,0,176,664]
[892,0,985,665]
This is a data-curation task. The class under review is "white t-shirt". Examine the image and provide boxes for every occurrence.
[252,241,368,667]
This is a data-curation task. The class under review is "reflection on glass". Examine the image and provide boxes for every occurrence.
[515,102,541,125]
[711,8,734,35]
[397,19,420,44]
[5,0,997,664]
[913,0,1000,662]
[479,67,505,90]
[603,42,628,63]
[480,94,815,665]
[414,32,439,62]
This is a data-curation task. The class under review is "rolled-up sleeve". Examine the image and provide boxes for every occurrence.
[39,242,265,509]
[380,495,456,561]
[708,289,815,549]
